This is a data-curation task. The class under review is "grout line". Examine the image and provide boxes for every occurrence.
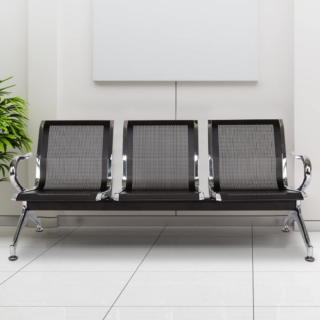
[12,270,254,273]
[102,226,167,320]
[0,225,81,286]
[103,306,320,308]
[1,306,320,308]
[5,270,320,273]
[0,305,255,308]
[252,225,255,320]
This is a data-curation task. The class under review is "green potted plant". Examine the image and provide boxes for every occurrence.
[0,77,32,182]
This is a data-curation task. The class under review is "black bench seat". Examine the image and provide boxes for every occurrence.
[25,198,297,212]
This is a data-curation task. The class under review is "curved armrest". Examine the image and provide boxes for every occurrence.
[9,153,33,192]
[291,152,312,192]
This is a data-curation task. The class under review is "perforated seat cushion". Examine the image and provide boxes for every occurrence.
[218,190,303,201]
[118,190,201,201]
[16,190,101,202]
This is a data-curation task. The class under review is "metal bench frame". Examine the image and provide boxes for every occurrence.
[8,119,314,262]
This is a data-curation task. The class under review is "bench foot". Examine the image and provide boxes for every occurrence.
[36,227,44,232]
[8,202,43,261]
[283,201,314,262]
[9,244,18,261]
[305,256,315,262]
[8,256,18,261]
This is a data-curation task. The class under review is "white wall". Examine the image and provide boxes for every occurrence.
[1,0,299,218]
[0,0,28,216]
[295,0,320,220]
[28,0,58,183]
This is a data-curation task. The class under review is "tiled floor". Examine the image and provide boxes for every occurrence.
[0,226,319,320]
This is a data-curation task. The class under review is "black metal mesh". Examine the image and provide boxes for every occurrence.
[132,125,189,190]
[44,125,104,190]
[218,124,278,190]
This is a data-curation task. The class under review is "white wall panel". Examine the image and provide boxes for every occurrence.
[295,0,320,220]
[0,0,28,216]
[28,0,58,183]
[93,0,258,81]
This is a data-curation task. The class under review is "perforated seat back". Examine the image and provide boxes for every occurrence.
[36,121,113,191]
[132,125,189,190]
[209,120,286,192]
[124,121,198,192]
[44,126,104,190]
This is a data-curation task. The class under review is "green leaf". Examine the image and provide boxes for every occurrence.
[0,134,17,139]
[0,84,15,92]
[0,77,32,183]
[0,138,13,148]
[0,76,13,83]
[1,164,10,171]
[0,166,5,177]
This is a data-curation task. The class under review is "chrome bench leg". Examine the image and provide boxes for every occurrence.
[9,202,43,261]
[282,210,296,233]
[28,211,44,233]
[295,203,314,262]
[282,201,314,262]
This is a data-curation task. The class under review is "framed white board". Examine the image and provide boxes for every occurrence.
[93,0,258,81]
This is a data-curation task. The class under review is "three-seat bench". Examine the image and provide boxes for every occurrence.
[8,119,313,262]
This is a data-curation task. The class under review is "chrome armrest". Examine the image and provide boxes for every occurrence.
[9,153,33,192]
[290,152,312,192]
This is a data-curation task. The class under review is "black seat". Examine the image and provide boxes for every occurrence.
[217,190,303,201]
[15,190,102,202]
[12,120,113,202]
[114,120,204,201]
[208,119,307,202]
[207,119,315,262]
[118,190,201,201]
[8,120,114,261]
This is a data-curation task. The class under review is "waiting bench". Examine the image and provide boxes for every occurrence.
[8,119,313,262]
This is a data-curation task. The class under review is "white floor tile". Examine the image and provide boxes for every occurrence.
[57,235,158,247]
[0,227,77,248]
[58,229,161,247]
[139,236,252,272]
[66,226,163,239]
[254,272,320,306]
[255,307,320,320]
[0,247,47,272]
[0,272,132,306]
[162,227,251,238]
[0,307,109,320]
[253,227,320,248]
[115,272,253,307]
[254,247,320,272]
[0,272,15,284]
[106,307,253,320]
[24,238,157,272]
